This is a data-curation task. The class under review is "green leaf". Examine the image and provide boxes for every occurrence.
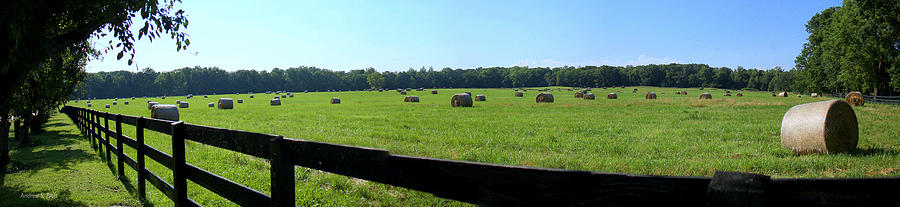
[116,51,124,60]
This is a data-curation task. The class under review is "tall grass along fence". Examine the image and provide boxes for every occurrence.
[59,106,895,207]
[831,93,900,105]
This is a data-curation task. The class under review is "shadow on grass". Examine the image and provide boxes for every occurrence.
[0,174,87,207]
[1,130,93,206]
[845,147,900,157]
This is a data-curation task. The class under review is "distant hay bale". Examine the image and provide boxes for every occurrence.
[536,92,554,103]
[113,101,117,105]
[699,88,704,90]
[474,94,486,101]
[699,93,712,99]
[148,102,159,109]
[515,91,524,97]
[633,88,638,93]
[105,104,110,108]
[676,91,682,95]
[218,98,234,109]
[431,90,438,94]
[379,89,384,92]
[797,94,802,98]
[811,93,819,97]
[451,93,474,107]
[736,93,743,97]
[725,90,731,93]
[179,102,189,108]
[249,95,254,98]
[208,103,214,107]
[778,92,789,97]
[289,94,294,98]
[581,89,588,95]
[400,91,407,95]
[270,99,281,106]
[281,94,286,98]
[87,103,92,107]
[574,91,583,98]
[645,92,657,99]
[330,98,341,104]
[124,101,129,105]
[162,96,166,99]
[724,93,732,97]
[237,99,243,103]
[151,104,180,121]
[417,88,424,91]
[132,97,135,100]
[304,90,309,93]
[404,96,419,102]
[772,93,776,97]
[781,100,858,154]
[845,92,864,106]
[583,93,595,100]
[176,100,181,104]
[87,100,90,103]
[607,93,617,99]
[204,95,208,98]
[515,89,519,91]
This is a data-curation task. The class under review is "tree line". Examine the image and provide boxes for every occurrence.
[77,64,798,99]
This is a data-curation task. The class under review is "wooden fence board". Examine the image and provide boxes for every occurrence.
[182,123,273,158]
[184,163,271,206]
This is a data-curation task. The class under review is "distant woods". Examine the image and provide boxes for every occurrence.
[78,64,797,99]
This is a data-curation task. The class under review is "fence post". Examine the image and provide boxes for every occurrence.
[137,117,147,200]
[269,136,294,207]
[92,110,99,150]
[706,171,770,207]
[171,121,188,207]
[115,114,125,179]
[104,112,111,162]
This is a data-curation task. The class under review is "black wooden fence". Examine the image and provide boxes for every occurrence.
[831,93,900,105]
[59,106,896,207]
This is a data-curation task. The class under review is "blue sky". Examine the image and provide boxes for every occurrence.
[86,0,843,73]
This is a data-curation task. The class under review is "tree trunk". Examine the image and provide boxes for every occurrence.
[1,115,9,172]
[20,116,30,145]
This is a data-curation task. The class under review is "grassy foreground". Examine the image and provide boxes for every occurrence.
[68,86,899,206]
[2,114,142,207]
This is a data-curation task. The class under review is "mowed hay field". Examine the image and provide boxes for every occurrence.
[69,87,900,206]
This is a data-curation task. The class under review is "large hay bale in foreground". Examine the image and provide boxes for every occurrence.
[607,93,617,99]
[515,91,524,97]
[583,93,595,100]
[148,102,159,109]
[270,99,281,106]
[179,102,189,108]
[404,96,419,102]
[778,92,789,97]
[218,98,234,109]
[846,92,864,106]
[574,92,583,98]
[645,92,657,99]
[451,93,474,107]
[330,98,341,104]
[474,94,486,101]
[699,93,712,99]
[151,104,180,121]
[781,100,858,154]
[431,90,438,94]
[536,92,554,103]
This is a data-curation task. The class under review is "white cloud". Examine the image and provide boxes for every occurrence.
[624,55,679,66]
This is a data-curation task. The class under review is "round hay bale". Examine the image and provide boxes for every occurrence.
[607,93,617,99]
[580,89,588,95]
[682,91,687,95]
[87,103,92,107]
[113,101,117,105]
[778,92,789,97]
[151,104,180,121]
[400,91,407,95]
[162,96,166,99]
[417,88,424,91]
[451,93,474,107]
[105,104,110,108]
[574,92,583,98]
[289,94,294,98]
[645,92,657,99]
[724,93,732,97]
[811,93,819,97]
[781,100,858,154]
[404,96,419,102]
[179,102,189,108]
[633,88,638,93]
[270,99,281,106]
[176,100,181,104]
[330,98,341,104]
[536,92,554,103]
[725,90,731,93]
[304,90,309,93]
[699,93,712,99]
[845,92,864,106]
[515,92,524,97]
[567,89,572,91]
[148,102,159,109]
[676,91,682,95]
[237,99,244,103]
[250,95,254,98]
[281,94,286,98]
[797,94,802,98]
[208,103,214,107]
[772,93,777,97]
[736,93,743,97]
[87,100,91,103]
[218,98,234,109]
[474,94,486,101]
[431,90,438,94]
[132,97,135,100]
[583,93,595,100]
[204,95,208,98]
[124,101,129,105]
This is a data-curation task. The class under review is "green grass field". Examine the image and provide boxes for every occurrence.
[69,86,900,206]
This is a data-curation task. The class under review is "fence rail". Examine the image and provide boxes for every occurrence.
[60,106,897,207]
[831,93,900,105]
